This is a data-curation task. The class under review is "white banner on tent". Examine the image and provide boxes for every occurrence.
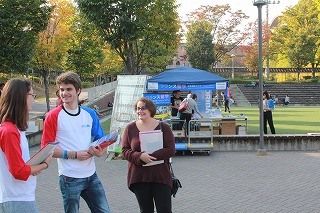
[216,82,227,90]
[108,75,148,152]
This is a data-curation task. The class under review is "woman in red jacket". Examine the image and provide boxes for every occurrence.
[122,97,175,213]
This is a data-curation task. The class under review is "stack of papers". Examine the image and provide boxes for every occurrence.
[93,131,118,149]
[139,130,164,166]
[27,142,59,166]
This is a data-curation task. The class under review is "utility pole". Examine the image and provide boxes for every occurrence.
[253,0,267,156]
[265,0,280,80]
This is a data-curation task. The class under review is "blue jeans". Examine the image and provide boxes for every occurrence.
[59,172,110,213]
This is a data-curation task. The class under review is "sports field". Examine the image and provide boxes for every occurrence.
[102,107,320,135]
[224,107,320,134]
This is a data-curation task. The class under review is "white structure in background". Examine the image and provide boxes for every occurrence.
[108,75,148,152]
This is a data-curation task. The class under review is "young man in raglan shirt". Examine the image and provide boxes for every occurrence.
[41,71,110,213]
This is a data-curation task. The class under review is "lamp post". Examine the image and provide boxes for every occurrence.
[231,54,235,79]
[265,0,280,80]
[253,0,267,156]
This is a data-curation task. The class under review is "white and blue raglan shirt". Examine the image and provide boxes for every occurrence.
[41,105,104,178]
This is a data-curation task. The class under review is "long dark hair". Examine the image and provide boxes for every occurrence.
[0,78,31,131]
[263,91,270,100]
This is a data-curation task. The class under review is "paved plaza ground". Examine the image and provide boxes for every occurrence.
[32,146,320,213]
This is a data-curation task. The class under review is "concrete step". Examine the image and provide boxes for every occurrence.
[230,84,251,107]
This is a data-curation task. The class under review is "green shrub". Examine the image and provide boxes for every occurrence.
[82,81,94,88]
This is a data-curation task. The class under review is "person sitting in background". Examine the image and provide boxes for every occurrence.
[284,95,290,106]
[93,105,103,117]
[273,94,278,104]
[229,96,236,106]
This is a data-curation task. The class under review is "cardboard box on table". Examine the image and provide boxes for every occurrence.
[220,119,236,135]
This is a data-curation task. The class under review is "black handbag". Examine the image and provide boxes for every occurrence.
[169,162,182,197]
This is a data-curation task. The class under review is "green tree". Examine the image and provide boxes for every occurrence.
[186,21,215,70]
[66,14,105,81]
[186,4,248,67]
[32,0,75,111]
[271,0,320,80]
[77,0,180,74]
[0,0,51,73]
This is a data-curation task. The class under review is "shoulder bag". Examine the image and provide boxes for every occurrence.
[159,122,182,197]
[178,99,188,113]
[169,160,182,197]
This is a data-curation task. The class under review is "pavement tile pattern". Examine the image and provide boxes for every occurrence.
[31,146,320,213]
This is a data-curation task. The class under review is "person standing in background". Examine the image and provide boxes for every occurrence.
[180,94,203,134]
[55,90,63,107]
[262,91,276,134]
[0,78,52,213]
[170,90,184,130]
[221,91,230,113]
[170,90,183,117]
[122,97,175,213]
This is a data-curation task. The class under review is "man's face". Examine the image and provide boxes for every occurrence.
[59,83,80,108]
[175,91,181,98]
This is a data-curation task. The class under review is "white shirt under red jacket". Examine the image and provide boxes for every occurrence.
[0,121,36,203]
[41,105,104,178]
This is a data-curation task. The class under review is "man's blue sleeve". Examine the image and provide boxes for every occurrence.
[82,106,104,141]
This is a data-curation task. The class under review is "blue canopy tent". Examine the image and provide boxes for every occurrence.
[146,66,229,91]
[146,67,229,153]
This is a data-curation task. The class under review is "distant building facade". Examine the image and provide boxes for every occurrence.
[166,43,191,69]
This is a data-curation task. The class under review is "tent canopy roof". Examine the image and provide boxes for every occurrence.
[147,66,228,84]
[146,66,229,91]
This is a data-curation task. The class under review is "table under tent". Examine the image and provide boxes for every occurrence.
[146,66,229,155]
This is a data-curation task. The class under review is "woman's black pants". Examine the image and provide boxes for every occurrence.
[263,111,276,134]
[130,182,172,213]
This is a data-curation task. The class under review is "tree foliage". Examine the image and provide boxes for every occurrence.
[185,4,248,67]
[66,14,123,83]
[238,21,269,75]
[66,13,105,80]
[31,0,75,111]
[0,0,51,72]
[186,21,215,70]
[77,0,181,74]
[271,0,320,79]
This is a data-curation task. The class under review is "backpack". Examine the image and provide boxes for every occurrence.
[268,99,275,109]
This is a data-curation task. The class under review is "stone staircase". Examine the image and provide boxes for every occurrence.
[237,83,320,106]
[229,84,251,107]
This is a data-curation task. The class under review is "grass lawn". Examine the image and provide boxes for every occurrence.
[225,106,320,134]
[101,107,320,135]
[101,119,111,134]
